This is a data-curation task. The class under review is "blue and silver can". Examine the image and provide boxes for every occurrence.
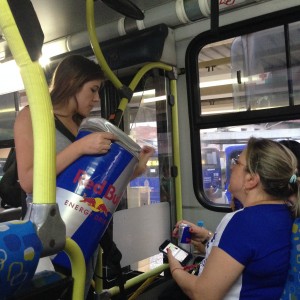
[178,223,192,252]
[52,117,141,270]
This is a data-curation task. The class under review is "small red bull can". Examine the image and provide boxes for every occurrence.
[178,223,192,252]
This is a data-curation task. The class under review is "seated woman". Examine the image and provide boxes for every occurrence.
[168,137,299,300]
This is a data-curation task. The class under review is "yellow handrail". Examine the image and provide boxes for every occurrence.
[108,263,169,297]
[86,0,123,90]
[0,2,86,300]
[170,79,183,221]
[86,1,183,296]
[0,0,56,205]
[86,0,184,293]
[86,0,174,123]
[64,238,86,300]
[128,275,158,300]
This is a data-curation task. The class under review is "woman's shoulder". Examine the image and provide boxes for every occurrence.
[16,106,30,120]
[14,106,32,133]
[215,210,244,233]
[221,205,291,231]
[16,106,32,121]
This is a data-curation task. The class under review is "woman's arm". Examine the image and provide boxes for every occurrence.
[14,107,117,193]
[55,131,117,175]
[14,107,34,193]
[168,246,244,300]
[131,145,155,179]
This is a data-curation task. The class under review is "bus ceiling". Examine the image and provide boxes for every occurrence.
[0,0,278,63]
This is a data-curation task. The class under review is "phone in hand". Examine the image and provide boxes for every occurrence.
[159,239,193,265]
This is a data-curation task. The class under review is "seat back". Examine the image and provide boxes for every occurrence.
[113,202,170,267]
[0,207,22,222]
[281,218,300,299]
[0,220,42,298]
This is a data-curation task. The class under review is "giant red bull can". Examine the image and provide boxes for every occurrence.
[52,117,141,269]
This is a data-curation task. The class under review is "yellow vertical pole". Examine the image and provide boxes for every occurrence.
[170,79,183,221]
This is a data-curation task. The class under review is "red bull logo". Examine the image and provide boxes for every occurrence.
[74,169,121,205]
[80,195,110,216]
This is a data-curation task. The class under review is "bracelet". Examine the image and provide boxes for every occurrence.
[202,230,213,245]
[171,267,184,275]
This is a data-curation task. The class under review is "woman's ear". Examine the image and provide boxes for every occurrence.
[244,172,260,190]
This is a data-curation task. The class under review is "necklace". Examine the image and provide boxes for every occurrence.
[246,199,285,207]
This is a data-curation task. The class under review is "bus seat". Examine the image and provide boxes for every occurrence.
[0,220,42,298]
[0,207,22,222]
[281,218,300,299]
[113,202,170,268]
[8,270,73,300]
[0,219,74,300]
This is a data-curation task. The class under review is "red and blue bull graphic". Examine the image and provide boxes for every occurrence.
[53,118,140,269]
[178,223,192,252]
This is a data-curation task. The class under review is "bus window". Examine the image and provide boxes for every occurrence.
[201,147,222,202]
[224,145,246,203]
[0,159,4,179]
[0,92,18,141]
[123,73,174,208]
[0,148,14,180]
[129,156,160,204]
[198,21,300,116]
[187,11,300,210]
[200,121,300,206]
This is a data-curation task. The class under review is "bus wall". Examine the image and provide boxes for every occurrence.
[0,0,299,233]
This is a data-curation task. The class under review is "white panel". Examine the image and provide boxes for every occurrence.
[113,202,170,267]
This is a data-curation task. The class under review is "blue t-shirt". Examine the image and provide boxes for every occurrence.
[199,204,293,299]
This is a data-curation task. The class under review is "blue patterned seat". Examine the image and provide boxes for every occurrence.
[281,218,300,299]
[0,220,42,298]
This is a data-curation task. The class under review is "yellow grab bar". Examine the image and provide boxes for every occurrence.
[0,0,56,205]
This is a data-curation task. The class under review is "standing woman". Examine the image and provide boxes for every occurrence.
[14,54,153,204]
[14,55,154,297]
[168,137,299,300]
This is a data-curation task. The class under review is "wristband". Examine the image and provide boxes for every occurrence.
[171,267,184,275]
[202,230,213,245]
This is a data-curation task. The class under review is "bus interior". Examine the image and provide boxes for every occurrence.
[0,0,300,299]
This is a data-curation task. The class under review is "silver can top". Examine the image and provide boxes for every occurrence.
[79,117,141,159]
[179,223,190,228]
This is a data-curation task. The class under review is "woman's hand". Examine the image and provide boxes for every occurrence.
[167,248,183,275]
[173,220,211,248]
[75,132,117,155]
[132,145,155,179]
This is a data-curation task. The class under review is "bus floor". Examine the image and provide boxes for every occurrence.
[135,278,186,300]
[104,277,185,300]
[86,274,177,300]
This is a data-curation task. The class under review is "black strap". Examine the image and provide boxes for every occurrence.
[3,148,16,172]
[54,115,76,142]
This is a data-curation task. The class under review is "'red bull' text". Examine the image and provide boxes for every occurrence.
[73,169,121,205]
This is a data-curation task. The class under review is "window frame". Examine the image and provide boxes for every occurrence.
[185,6,300,212]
